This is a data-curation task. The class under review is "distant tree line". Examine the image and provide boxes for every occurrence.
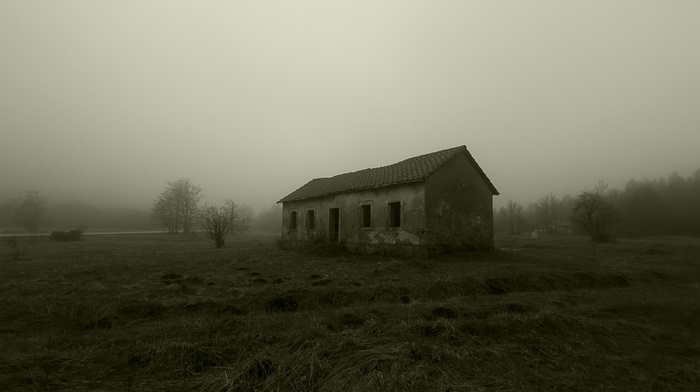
[1,183,281,238]
[45,202,155,231]
[496,169,700,241]
[1,193,157,233]
[617,171,700,235]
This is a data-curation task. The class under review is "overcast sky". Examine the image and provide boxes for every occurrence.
[1,1,699,212]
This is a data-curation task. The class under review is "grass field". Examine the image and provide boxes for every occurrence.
[1,232,699,391]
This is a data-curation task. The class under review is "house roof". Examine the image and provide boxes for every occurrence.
[278,145,499,203]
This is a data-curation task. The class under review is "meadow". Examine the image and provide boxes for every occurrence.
[1,232,698,391]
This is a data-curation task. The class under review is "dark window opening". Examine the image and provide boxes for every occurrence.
[360,204,372,228]
[306,210,315,230]
[290,211,297,230]
[329,208,340,242]
[389,202,401,227]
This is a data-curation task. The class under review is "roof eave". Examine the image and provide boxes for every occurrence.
[278,179,428,204]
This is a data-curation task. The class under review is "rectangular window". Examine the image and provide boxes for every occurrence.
[360,204,372,228]
[306,209,315,230]
[329,208,340,242]
[388,201,401,227]
[290,210,297,230]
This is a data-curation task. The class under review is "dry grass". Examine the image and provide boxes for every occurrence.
[1,231,699,391]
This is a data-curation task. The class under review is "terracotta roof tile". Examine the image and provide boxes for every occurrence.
[278,145,497,203]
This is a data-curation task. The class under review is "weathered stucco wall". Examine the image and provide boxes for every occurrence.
[281,183,426,255]
[424,152,495,250]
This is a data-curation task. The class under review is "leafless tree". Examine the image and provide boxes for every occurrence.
[1,190,44,260]
[506,199,524,234]
[151,178,202,233]
[172,179,203,233]
[573,182,617,243]
[235,204,254,233]
[3,190,46,232]
[200,200,247,248]
[536,193,561,233]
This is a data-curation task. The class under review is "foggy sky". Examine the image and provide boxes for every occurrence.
[2,1,699,212]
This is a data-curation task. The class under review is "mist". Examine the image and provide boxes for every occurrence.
[2,1,699,217]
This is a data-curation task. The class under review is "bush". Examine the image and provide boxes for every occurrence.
[50,230,82,242]
[5,236,38,260]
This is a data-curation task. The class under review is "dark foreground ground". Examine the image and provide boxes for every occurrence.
[1,232,699,391]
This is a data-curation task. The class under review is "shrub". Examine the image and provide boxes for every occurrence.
[50,230,82,241]
[5,235,38,260]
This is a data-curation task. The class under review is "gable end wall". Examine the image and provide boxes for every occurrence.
[424,151,495,250]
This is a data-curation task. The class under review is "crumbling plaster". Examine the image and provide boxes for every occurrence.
[281,183,426,251]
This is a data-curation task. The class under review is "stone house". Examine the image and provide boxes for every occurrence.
[277,146,499,255]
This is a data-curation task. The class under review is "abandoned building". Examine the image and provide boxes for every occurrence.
[277,145,499,255]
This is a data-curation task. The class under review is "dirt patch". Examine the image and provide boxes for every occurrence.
[502,303,534,314]
[222,305,246,315]
[319,290,354,307]
[417,323,447,337]
[327,313,367,332]
[312,279,332,286]
[184,277,203,285]
[265,296,299,312]
[82,316,113,330]
[161,273,183,285]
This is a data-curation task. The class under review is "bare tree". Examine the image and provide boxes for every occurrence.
[151,178,203,233]
[536,193,561,233]
[4,190,46,232]
[200,200,247,248]
[506,199,524,234]
[235,204,254,233]
[152,188,179,233]
[1,190,44,260]
[172,179,202,233]
[573,182,616,243]
[5,236,38,260]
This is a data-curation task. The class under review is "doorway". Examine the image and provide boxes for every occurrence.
[328,208,340,242]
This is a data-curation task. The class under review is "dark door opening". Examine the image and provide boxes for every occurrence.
[328,208,340,243]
